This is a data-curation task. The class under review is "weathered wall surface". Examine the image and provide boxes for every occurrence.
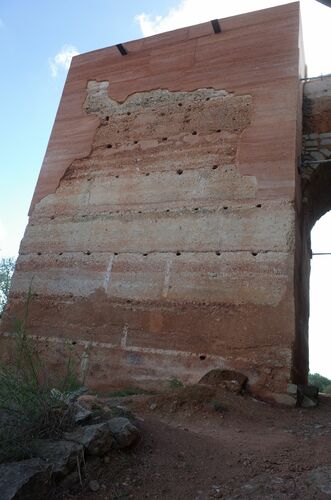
[302,77,331,223]
[1,3,304,401]
[295,76,331,384]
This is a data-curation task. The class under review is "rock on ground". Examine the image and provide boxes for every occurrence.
[73,403,93,424]
[0,458,50,500]
[199,369,248,394]
[88,479,100,492]
[31,439,84,479]
[307,466,331,495]
[65,421,115,456]
[107,417,140,449]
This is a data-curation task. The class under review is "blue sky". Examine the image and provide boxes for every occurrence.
[1,0,330,257]
[0,0,179,256]
[0,0,331,376]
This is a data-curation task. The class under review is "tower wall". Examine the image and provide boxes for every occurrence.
[1,3,304,401]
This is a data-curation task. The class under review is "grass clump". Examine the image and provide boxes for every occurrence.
[169,377,184,389]
[0,362,75,462]
[211,399,227,413]
[0,286,82,462]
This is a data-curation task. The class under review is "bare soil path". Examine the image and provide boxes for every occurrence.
[57,388,331,499]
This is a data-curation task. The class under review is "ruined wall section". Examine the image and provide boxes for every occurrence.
[296,76,331,383]
[18,83,294,309]
[6,81,296,398]
[2,3,303,402]
[302,77,331,223]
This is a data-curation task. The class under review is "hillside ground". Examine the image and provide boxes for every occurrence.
[55,386,331,499]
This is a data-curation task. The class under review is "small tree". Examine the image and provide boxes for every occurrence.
[0,257,16,315]
[308,372,331,392]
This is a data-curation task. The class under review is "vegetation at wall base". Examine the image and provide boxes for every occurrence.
[169,377,184,389]
[0,286,83,463]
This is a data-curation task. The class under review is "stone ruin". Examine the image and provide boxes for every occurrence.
[1,2,331,404]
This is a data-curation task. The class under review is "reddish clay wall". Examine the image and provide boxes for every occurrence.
[1,3,304,402]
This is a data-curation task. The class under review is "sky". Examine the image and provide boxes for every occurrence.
[0,0,330,377]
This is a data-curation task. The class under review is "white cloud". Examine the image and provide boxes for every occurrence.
[49,44,79,78]
[135,14,164,37]
[135,0,293,37]
[135,0,331,77]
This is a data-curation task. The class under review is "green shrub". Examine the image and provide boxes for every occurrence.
[0,363,75,462]
[0,257,15,315]
[308,372,331,393]
[0,285,82,462]
[169,377,184,389]
[211,400,227,413]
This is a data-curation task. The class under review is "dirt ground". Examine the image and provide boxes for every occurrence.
[56,386,331,499]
